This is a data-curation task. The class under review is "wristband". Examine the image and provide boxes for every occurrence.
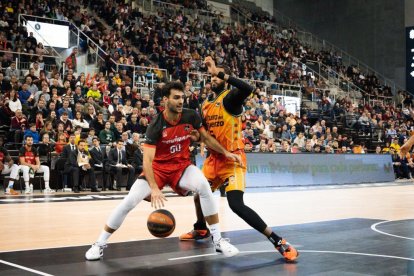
[217,71,226,80]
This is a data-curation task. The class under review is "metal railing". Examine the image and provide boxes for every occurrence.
[0,49,63,78]
[17,14,169,88]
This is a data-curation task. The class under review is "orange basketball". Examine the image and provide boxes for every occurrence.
[147,209,175,238]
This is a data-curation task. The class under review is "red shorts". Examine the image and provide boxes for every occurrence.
[140,161,191,196]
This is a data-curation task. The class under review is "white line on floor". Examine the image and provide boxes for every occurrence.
[371,220,414,241]
[168,249,414,261]
[0,259,54,276]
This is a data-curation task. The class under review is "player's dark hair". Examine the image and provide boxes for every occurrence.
[162,81,184,98]
[25,135,33,140]
[218,64,232,75]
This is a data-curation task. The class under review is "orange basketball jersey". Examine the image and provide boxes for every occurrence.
[202,90,244,153]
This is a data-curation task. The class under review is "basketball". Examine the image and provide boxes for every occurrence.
[147,209,175,238]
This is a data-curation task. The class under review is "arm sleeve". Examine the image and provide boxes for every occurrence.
[222,76,254,116]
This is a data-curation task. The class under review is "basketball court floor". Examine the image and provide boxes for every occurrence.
[0,181,413,275]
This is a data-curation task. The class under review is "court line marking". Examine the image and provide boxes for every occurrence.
[371,220,414,241]
[0,259,54,276]
[168,250,414,262]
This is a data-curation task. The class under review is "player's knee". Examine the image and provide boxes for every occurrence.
[195,179,211,198]
[227,191,245,214]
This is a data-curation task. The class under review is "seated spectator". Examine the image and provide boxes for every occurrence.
[40,121,56,141]
[6,89,22,113]
[390,138,401,153]
[293,132,306,149]
[106,139,135,191]
[99,121,115,145]
[58,99,74,119]
[58,112,73,133]
[19,135,53,194]
[358,111,370,135]
[54,133,67,155]
[1,144,21,195]
[60,133,77,159]
[65,139,100,193]
[90,112,105,133]
[86,83,101,100]
[131,140,143,175]
[24,123,40,143]
[18,84,34,106]
[390,147,409,179]
[89,137,110,190]
[72,111,90,130]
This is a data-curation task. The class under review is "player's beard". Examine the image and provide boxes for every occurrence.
[167,101,182,114]
[211,80,225,94]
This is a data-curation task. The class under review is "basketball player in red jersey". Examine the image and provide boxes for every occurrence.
[180,57,299,262]
[86,81,241,261]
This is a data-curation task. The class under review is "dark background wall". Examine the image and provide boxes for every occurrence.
[273,0,405,89]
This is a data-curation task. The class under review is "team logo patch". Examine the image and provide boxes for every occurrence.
[215,102,220,107]
[162,129,168,137]
[184,125,190,132]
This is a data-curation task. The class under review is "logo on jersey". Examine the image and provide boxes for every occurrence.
[184,124,190,132]
[215,102,221,107]
[162,129,168,138]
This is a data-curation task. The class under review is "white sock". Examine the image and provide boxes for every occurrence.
[45,181,50,189]
[8,182,14,189]
[97,230,111,245]
[209,223,222,242]
[25,182,30,190]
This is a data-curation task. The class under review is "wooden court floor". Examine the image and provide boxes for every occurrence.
[1,182,413,253]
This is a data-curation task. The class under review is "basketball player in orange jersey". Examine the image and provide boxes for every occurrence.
[180,57,299,262]
[85,81,240,261]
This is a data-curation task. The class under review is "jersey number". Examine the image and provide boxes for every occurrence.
[170,144,182,154]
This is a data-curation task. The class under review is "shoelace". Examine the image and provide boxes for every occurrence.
[214,237,231,245]
[94,243,107,249]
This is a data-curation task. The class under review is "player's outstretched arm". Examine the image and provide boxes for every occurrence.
[204,56,254,115]
[198,128,243,166]
[143,145,167,209]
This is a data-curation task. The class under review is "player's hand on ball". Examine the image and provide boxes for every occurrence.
[151,187,167,209]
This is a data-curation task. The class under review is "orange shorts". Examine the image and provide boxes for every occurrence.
[202,151,247,192]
